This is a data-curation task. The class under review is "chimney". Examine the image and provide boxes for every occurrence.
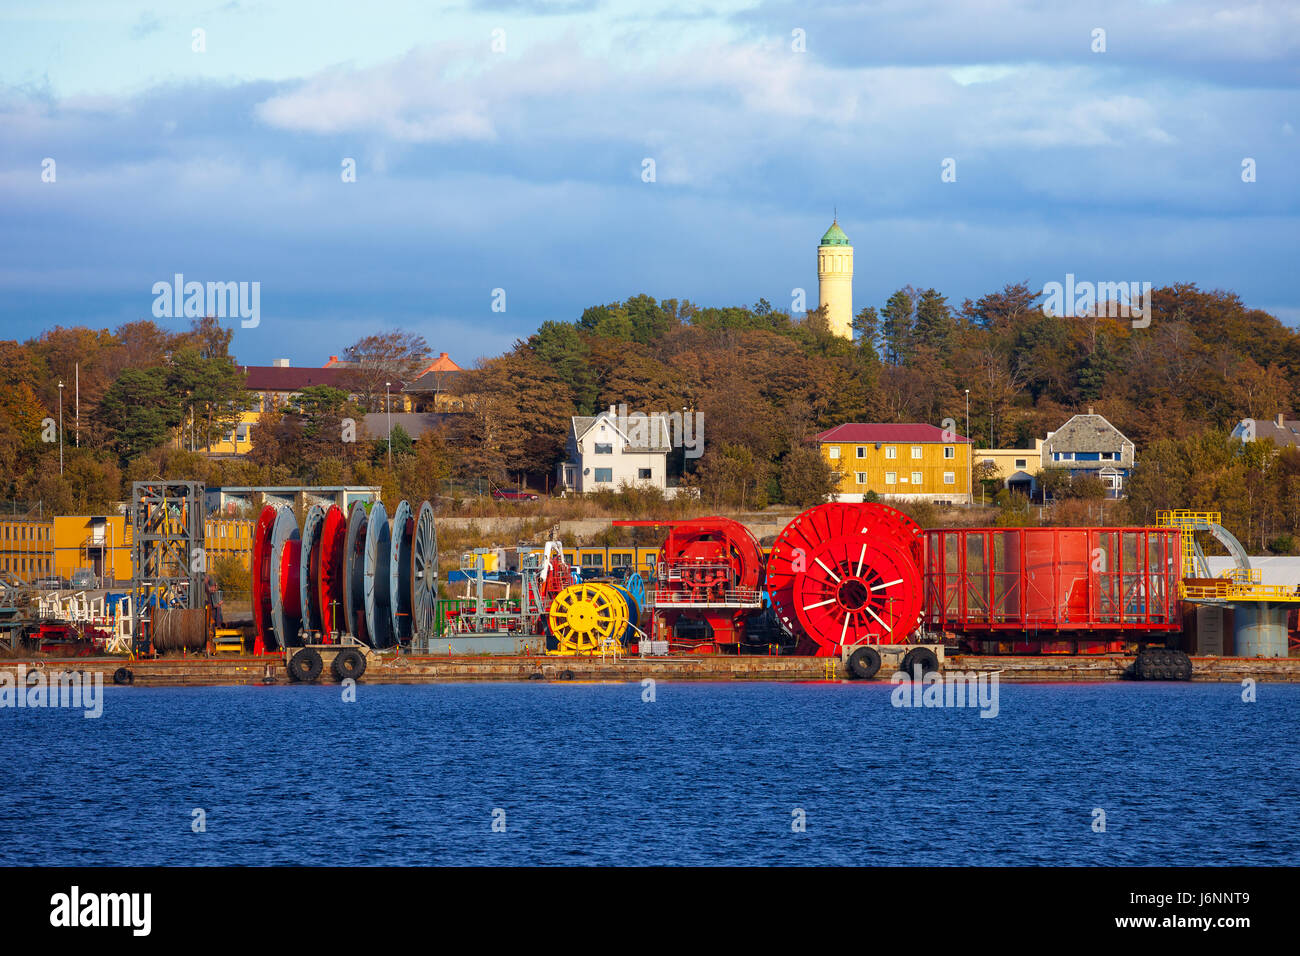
[1276,413,1285,427]
[439,352,449,359]
[273,358,290,368]
[1087,406,1094,415]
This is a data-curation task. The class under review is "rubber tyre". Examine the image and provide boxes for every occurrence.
[528,672,544,681]
[288,647,324,683]
[847,646,882,680]
[331,647,367,682]
[901,647,939,679]
[559,669,575,681]
[112,667,132,686]
[1171,650,1193,681]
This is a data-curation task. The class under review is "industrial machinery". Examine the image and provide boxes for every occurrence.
[923,525,1183,654]
[546,582,633,655]
[765,502,925,657]
[614,517,765,652]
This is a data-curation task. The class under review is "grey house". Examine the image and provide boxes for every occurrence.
[1041,410,1136,499]
[1230,413,1300,448]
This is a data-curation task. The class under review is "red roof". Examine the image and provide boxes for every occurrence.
[814,423,970,443]
[240,365,353,392]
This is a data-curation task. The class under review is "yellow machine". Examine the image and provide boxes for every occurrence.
[546,582,628,656]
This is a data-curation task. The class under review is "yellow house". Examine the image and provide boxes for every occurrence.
[815,423,972,504]
[973,439,1044,498]
[0,518,55,583]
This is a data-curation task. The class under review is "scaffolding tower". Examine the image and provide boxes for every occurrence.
[130,481,205,655]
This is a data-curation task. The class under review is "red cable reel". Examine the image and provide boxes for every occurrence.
[765,503,924,655]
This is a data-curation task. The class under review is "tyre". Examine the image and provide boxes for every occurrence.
[559,669,575,681]
[1171,650,1193,681]
[331,647,367,682]
[528,672,544,681]
[112,667,132,686]
[901,647,939,679]
[847,646,882,680]
[287,647,324,683]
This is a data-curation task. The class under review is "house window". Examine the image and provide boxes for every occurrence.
[637,468,652,480]
[911,446,923,459]
[1015,459,1026,468]
[855,472,867,484]
[943,471,955,485]
[885,472,897,485]
[594,468,613,483]
[944,446,955,459]
[828,446,840,459]
[1101,452,1116,460]
[594,443,613,455]
[856,446,866,459]
[885,446,897,459]
[911,472,922,485]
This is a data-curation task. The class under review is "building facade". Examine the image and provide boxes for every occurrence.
[816,423,972,504]
[974,439,1045,498]
[1040,411,1135,498]
[817,219,854,340]
[0,517,54,583]
[558,409,672,495]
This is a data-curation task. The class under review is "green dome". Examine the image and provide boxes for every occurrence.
[819,220,851,246]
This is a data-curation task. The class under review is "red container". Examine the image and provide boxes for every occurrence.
[924,527,1181,651]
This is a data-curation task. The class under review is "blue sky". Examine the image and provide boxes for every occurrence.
[1,0,1297,367]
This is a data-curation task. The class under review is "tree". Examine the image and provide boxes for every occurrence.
[779,446,840,506]
[341,331,431,411]
[98,367,181,463]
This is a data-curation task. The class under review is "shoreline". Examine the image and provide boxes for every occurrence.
[3,654,1297,686]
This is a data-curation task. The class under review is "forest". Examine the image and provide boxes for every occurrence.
[2,282,1299,552]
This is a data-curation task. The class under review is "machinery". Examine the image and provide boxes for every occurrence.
[765,502,925,657]
[546,582,634,655]
[615,517,765,652]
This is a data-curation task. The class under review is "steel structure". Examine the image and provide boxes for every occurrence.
[924,526,1182,653]
[1156,510,1300,658]
[129,481,205,655]
[765,502,924,656]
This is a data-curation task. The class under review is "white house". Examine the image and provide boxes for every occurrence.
[557,408,672,495]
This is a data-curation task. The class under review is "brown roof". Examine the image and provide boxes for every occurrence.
[240,365,353,392]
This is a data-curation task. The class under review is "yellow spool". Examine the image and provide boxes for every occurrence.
[547,582,627,655]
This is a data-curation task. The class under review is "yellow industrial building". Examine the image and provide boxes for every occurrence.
[815,423,973,504]
[0,515,254,586]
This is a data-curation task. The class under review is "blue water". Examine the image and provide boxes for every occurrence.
[2,681,1296,865]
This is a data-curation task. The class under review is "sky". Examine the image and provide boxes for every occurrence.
[1,0,1297,368]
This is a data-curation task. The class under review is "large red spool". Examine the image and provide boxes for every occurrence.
[765,502,925,656]
[250,504,277,654]
[316,504,347,638]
